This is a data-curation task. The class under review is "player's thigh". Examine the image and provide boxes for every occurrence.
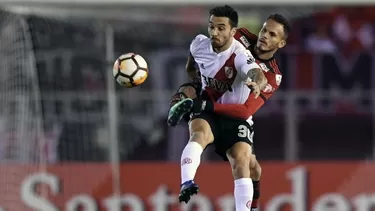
[189,113,219,146]
[177,82,202,99]
[212,117,253,161]
[223,119,254,162]
[226,142,252,168]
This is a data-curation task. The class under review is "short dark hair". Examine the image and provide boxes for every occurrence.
[209,5,239,28]
[268,14,292,38]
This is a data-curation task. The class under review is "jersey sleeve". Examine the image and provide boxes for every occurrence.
[213,92,265,119]
[261,74,282,100]
[189,34,207,56]
[234,50,261,80]
[234,28,258,48]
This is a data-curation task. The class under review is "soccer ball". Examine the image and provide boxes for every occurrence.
[113,53,148,87]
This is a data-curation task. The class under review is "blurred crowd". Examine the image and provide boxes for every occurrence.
[0,6,373,163]
[293,7,375,54]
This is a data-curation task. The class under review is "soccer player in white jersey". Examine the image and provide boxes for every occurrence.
[172,5,268,211]
[169,10,291,210]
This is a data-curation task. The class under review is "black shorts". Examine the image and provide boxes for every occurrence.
[190,112,254,161]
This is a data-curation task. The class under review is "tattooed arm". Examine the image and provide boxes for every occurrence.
[247,67,267,90]
[235,50,268,98]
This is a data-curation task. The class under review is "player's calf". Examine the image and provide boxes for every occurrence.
[250,155,262,211]
[227,142,254,211]
[179,118,214,203]
[168,84,198,127]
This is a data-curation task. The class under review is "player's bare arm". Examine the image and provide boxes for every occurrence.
[186,52,200,82]
[245,68,267,98]
[167,53,198,127]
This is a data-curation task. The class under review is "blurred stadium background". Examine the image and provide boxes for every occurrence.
[0,1,374,210]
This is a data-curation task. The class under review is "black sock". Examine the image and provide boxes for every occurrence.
[252,180,260,208]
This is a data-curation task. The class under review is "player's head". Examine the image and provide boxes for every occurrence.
[256,14,291,53]
[208,5,238,49]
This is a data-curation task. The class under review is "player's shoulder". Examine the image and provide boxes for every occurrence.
[264,57,282,75]
[232,41,259,72]
[233,40,255,61]
[234,28,258,49]
[192,34,209,44]
[261,58,282,88]
[232,39,248,54]
[190,34,210,54]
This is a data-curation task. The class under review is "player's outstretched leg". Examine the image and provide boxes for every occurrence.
[227,142,254,211]
[167,84,198,127]
[179,118,214,203]
[250,155,262,211]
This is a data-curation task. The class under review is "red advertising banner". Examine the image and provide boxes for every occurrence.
[0,162,374,211]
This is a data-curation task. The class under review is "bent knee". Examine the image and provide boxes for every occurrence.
[178,85,197,99]
[227,142,252,161]
[231,153,251,170]
[189,119,214,146]
[227,142,252,170]
[228,153,251,179]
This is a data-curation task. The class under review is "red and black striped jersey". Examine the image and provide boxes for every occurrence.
[213,28,283,119]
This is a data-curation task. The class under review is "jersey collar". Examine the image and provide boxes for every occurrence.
[250,45,275,62]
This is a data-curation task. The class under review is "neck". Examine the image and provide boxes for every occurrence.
[254,46,276,60]
[214,37,233,53]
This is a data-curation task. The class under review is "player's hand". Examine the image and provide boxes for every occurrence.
[192,97,214,114]
[245,81,261,98]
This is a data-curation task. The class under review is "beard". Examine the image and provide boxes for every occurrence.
[211,39,228,50]
[211,40,222,48]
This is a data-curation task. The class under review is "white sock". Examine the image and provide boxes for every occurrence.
[180,141,203,184]
[234,178,254,211]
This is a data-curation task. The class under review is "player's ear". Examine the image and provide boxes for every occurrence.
[231,27,237,36]
[278,40,286,49]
